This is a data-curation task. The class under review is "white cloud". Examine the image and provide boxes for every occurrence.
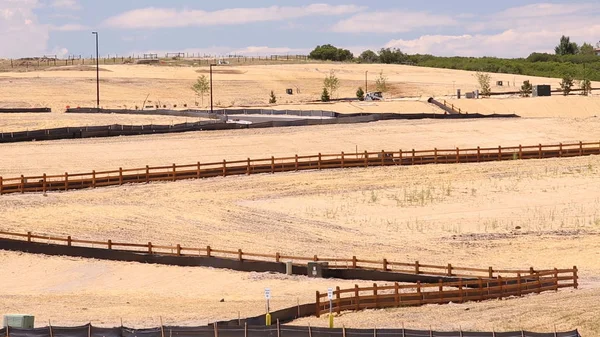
[384,2,600,57]
[230,46,309,56]
[103,4,365,29]
[50,23,87,31]
[0,0,50,58]
[332,11,457,33]
[51,0,80,11]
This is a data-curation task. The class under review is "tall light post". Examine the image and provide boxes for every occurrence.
[210,63,216,116]
[92,32,100,109]
[365,71,368,93]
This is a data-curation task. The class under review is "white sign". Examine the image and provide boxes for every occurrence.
[327,288,334,300]
[265,288,271,300]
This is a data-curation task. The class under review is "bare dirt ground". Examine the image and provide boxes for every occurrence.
[1,63,599,334]
[1,156,599,334]
[1,117,599,177]
[0,113,205,132]
[1,63,598,115]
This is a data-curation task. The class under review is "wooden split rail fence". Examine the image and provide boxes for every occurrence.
[0,230,561,279]
[1,141,599,195]
[316,268,578,317]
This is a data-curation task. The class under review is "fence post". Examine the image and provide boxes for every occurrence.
[238,249,243,261]
[64,172,69,191]
[488,267,493,278]
[354,285,360,311]
[27,231,31,242]
[42,174,47,193]
[315,291,321,318]
[373,283,378,308]
[498,146,502,160]
[341,152,345,168]
[119,168,123,185]
[275,252,280,263]
[271,156,275,173]
[412,149,415,165]
[0,177,3,195]
[434,148,438,164]
[336,286,341,314]
[519,145,523,159]
[107,240,112,250]
[172,164,177,181]
[318,153,322,170]
[399,149,403,165]
[20,175,25,193]
[539,144,542,159]
[381,151,385,166]
[352,256,357,269]
[67,236,72,246]
[573,266,578,289]
[447,263,453,276]
[477,146,481,162]
[145,166,150,183]
[148,242,153,254]
[295,155,299,171]
[223,160,227,177]
[364,151,368,167]
[177,244,182,256]
[415,261,420,274]
[554,268,559,291]
[517,273,522,296]
[580,141,583,156]
[207,246,211,257]
[456,147,460,163]
[197,162,201,178]
[559,143,563,157]
[247,158,251,175]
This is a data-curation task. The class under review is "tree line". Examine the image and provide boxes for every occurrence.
[308,37,600,81]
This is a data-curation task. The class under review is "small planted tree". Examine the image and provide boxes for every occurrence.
[375,71,388,93]
[560,74,574,96]
[323,70,340,98]
[321,87,330,102]
[269,90,277,104]
[520,80,533,97]
[581,79,592,96]
[356,87,365,101]
[475,72,492,96]
[192,75,210,106]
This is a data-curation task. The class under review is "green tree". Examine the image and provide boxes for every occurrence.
[378,48,406,64]
[520,80,532,97]
[476,72,492,96]
[309,44,354,61]
[323,70,340,98]
[356,87,365,101]
[321,87,330,102]
[555,35,579,55]
[560,74,574,95]
[269,90,277,104]
[358,50,379,63]
[580,42,595,55]
[375,71,388,93]
[192,75,210,107]
[581,79,592,96]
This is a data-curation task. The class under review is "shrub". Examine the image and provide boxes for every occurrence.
[269,90,277,104]
[321,87,330,102]
[356,87,365,101]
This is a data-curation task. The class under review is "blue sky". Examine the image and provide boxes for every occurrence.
[2,0,600,58]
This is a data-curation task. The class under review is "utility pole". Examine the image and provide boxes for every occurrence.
[210,64,216,115]
[365,71,368,93]
[92,31,100,109]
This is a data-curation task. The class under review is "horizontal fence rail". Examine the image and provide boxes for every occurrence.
[315,269,578,317]
[0,230,568,280]
[1,141,599,196]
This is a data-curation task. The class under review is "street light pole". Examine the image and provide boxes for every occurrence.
[209,64,216,115]
[92,32,100,109]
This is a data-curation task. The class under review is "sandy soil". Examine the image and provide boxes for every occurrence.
[0,251,359,328]
[1,117,599,177]
[0,113,207,132]
[1,156,599,333]
[447,96,600,118]
[1,63,598,114]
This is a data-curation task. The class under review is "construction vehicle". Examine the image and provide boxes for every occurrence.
[365,92,383,101]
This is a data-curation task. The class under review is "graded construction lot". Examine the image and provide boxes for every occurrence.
[1,63,600,335]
